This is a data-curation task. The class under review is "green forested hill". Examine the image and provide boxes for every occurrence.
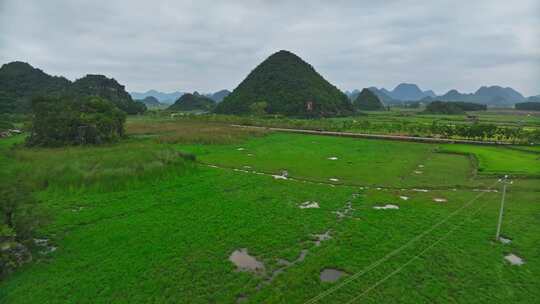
[353,88,384,111]
[168,92,216,111]
[0,61,145,114]
[0,62,71,113]
[215,50,352,117]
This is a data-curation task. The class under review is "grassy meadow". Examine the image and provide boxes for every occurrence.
[1,116,539,303]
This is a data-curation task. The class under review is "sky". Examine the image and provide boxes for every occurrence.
[1,0,539,96]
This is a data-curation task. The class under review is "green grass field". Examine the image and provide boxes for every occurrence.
[1,118,539,303]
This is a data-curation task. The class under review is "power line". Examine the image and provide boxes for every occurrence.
[343,192,493,303]
[303,180,499,304]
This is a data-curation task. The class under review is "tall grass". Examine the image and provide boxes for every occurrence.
[5,139,194,193]
[126,119,267,144]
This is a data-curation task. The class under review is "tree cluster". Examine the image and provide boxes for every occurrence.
[26,96,126,147]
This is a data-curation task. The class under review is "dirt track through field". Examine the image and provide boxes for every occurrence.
[231,125,512,145]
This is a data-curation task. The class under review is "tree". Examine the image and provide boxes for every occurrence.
[249,101,268,115]
[26,96,126,147]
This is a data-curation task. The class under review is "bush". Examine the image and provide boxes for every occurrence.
[26,96,126,147]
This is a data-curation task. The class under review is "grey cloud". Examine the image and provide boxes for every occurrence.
[0,0,538,96]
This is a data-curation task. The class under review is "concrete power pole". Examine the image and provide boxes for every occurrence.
[495,175,511,241]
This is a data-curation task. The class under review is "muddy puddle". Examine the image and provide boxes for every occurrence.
[504,253,524,266]
[311,230,332,246]
[34,238,57,254]
[320,268,347,282]
[229,248,265,272]
[333,201,354,219]
[299,201,320,209]
[373,204,399,210]
[499,236,512,244]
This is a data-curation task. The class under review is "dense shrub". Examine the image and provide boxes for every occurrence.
[26,96,126,147]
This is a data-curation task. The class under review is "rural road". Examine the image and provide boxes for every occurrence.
[231,124,512,145]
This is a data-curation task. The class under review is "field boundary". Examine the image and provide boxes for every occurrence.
[231,124,513,145]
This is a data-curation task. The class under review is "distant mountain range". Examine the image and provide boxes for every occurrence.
[130,89,230,104]
[347,83,533,107]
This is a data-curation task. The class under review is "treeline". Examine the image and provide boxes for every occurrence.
[515,102,540,111]
[183,114,540,144]
[424,101,487,114]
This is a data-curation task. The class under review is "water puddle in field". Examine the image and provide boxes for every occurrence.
[237,147,245,151]
[418,164,425,168]
[236,295,248,303]
[272,174,288,180]
[247,153,254,157]
[311,230,332,246]
[373,204,399,210]
[34,238,57,254]
[473,189,498,193]
[328,156,338,160]
[320,268,347,282]
[299,201,320,209]
[504,253,524,266]
[499,236,512,244]
[229,248,265,272]
[413,170,423,174]
[329,178,340,182]
[433,198,447,203]
[413,188,429,192]
[243,165,252,169]
[333,201,354,219]
[399,196,409,200]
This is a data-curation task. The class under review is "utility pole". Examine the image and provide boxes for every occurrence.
[495,175,511,241]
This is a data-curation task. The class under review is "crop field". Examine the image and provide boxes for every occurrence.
[1,118,539,303]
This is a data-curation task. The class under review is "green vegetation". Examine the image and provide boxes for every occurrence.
[215,50,352,117]
[424,101,486,114]
[168,92,216,112]
[353,88,384,111]
[0,115,538,303]
[26,96,126,147]
[515,101,540,111]
[439,144,540,176]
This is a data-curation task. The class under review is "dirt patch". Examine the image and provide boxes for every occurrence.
[320,268,347,282]
[229,248,265,272]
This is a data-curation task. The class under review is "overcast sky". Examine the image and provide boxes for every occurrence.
[1,0,539,96]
